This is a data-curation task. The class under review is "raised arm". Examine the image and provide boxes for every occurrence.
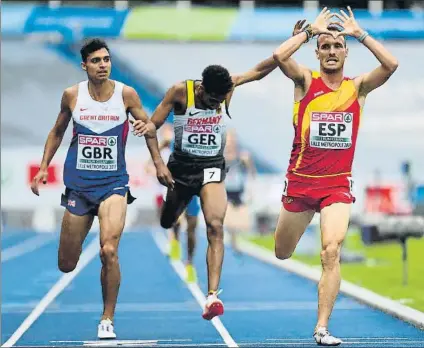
[230,20,312,88]
[225,20,314,105]
[31,87,74,196]
[273,8,335,88]
[231,56,278,88]
[124,86,174,188]
[334,7,398,97]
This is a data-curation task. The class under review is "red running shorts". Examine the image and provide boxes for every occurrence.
[281,173,355,213]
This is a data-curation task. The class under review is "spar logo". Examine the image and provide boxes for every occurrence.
[78,135,116,160]
[78,135,108,146]
[184,125,213,133]
[312,112,345,122]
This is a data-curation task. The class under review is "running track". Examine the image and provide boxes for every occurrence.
[2,228,424,347]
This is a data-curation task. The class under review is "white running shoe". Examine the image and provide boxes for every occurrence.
[97,318,116,339]
[313,327,342,346]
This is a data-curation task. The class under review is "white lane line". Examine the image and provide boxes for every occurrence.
[151,229,238,348]
[1,235,100,347]
[267,337,413,341]
[2,234,56,262]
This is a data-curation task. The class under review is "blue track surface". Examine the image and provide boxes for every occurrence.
[2,228,424,347]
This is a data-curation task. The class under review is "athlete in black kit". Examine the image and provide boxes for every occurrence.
[132,63,276,320]
[131,20,307,322]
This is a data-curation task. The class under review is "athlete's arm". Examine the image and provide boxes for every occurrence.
[132,83,183,134]
[150,84,185,129]
[225,57,277,106]
[124,86,174,189]
[334,7,398,97]
[356,37,398,96]
[273,9,334,89]
[230,21,308,88]
[124,86,155,135]
[231,56,277,88]
[145,139,171,176]
[31,87,74,196]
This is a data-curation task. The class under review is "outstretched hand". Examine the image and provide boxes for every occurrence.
[311,7,338,38]
[129,119,156,137]
[156,163,174,190]
[292,19,308,36]
[30,169,48,196]
[331,6,364,38]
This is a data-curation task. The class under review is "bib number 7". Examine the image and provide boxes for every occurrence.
[203,168,221,184]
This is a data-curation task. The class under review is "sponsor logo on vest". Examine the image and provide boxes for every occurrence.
[312,112,344,122]
[187,115,222,125]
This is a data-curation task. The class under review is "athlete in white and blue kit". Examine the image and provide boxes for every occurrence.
[30,39,173,339]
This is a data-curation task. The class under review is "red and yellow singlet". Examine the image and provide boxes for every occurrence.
[287,71,361,179]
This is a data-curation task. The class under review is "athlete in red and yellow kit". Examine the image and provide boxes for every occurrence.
[273,7,398,346]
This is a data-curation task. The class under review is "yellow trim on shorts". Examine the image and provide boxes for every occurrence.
[186,80,195,108]
[292,171,352,178]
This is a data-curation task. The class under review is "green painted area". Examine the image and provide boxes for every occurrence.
[248,230,424,312]
[123,7,237,41]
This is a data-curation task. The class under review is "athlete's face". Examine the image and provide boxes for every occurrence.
[316,34,348,73]
[81,48,111,82]
[199,85,226,110]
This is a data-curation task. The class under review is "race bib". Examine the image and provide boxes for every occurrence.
[182,121,223,157]
[76,135,118,171]
[310,112,353,149]
[203,168,221,184]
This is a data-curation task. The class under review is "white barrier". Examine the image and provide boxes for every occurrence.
[1,146,287,213]
[3,146,416,229]
[1,146,159,210]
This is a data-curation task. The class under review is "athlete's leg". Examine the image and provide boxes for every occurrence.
[225,194,249,253]
[225,202,238,252]
[185,197,200,264]
[186,212,198,264]
[274,205,315,260]
[199,182,227,320]
[97,193,128,322]
[170,211,185,243]
[58,210,94,272]
[184,211,198,283]
[160,184,193,229]
[183,197,200,283]
[316,202,350,329]
[199,182,227,293]
[168,214,183,260]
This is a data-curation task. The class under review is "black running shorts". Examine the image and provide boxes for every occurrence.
[167,153,227,196]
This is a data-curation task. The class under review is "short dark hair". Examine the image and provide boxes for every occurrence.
[317,24,346,48]
[201,65,234,96]
[80,38,110,62]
